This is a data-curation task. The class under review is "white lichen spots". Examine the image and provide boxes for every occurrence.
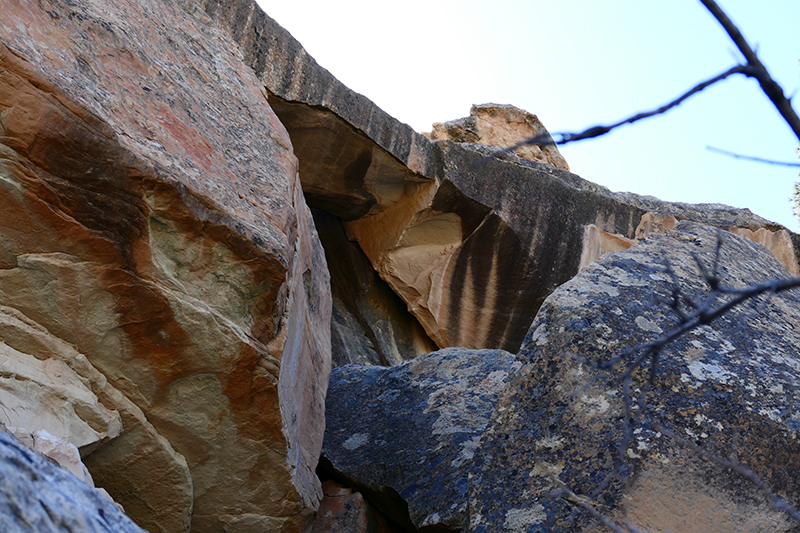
[531,323,548,346]
[759,408,783,423]
[687,361,731,384]
[529,461,564,477]
[535,435,565,450]
[421,512,442,526]
[451,435,482,468]
[577,394,611,417]
[611,307,623,316]
[627,448,641,459]
[635,316,663,334]
[342,433,370,450]
[503,505,547,531]
[649,273,665,281]
[684,427,707,439]
[770,383,785,394]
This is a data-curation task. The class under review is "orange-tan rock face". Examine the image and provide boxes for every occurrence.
[0,1,330,531]
[427,103,570,171]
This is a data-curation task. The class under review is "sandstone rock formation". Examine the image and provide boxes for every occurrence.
[322,347,519,530]
[313,208,436,367]
[427,103,570,171]
[3,0,800,531]
[202,0,800,357]
[0,427,146,532]
[0,0,330,531]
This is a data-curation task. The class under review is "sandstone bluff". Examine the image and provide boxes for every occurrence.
[0,0,799,532]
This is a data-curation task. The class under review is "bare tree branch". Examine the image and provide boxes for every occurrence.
[700,0,800,143]
[706,146,800,167]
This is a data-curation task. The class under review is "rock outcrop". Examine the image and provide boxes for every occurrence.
[3,0,800,531]
[0,0,330,531]
[201,0,799,357]
[427,103,570,171]
[322,347,519,530]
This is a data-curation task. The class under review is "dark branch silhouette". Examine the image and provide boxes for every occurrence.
[699,0,800,141]
[706,145,800,167]
[477,0,800,171]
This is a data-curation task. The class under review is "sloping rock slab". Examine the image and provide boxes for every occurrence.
[322,347,519,530]
[469,221,800,532]
[0,428,146,533]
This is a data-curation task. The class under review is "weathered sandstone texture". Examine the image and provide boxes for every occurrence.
[0,0,330,531]
[427,103,570,170]
[470,222,800,532]
[0,427,146,533]
[322,347,519,530]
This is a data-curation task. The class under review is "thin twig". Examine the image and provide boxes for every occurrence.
[699,0,800,142]
[706,146,800,167]
[474,66,749,167]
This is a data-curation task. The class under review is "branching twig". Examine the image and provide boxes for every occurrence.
[706,146,800,167]
[476,65,750,166]
[699,0,800,142]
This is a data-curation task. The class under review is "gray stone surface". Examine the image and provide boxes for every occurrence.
[469,221,800,532]
[0,428,146,533]
[321,347,520,531]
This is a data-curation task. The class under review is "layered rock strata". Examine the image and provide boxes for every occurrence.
[0,0,330,531]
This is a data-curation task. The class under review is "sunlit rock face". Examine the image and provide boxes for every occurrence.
[0,1,330,531]
[427,103,570,171]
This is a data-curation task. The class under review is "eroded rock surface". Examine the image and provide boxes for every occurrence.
[0,0,330,531]
[0,427,146,533]
[469,222,800,532]
[322,347,519,531]
[427,103,570,170]
[313,209,436,367]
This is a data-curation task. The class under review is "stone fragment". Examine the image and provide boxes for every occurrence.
[0,427,146,533]
[469,222,800,532]
[427,103,570,170]
[0,1,331,531]
[310,480,393,533]
[322,347,519,530]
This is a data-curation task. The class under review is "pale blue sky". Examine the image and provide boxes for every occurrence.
[256,1,800,230]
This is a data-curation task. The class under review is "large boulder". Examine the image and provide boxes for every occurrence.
[321,347,519,530]
[470,221,800,532]
[0,0,330,531]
